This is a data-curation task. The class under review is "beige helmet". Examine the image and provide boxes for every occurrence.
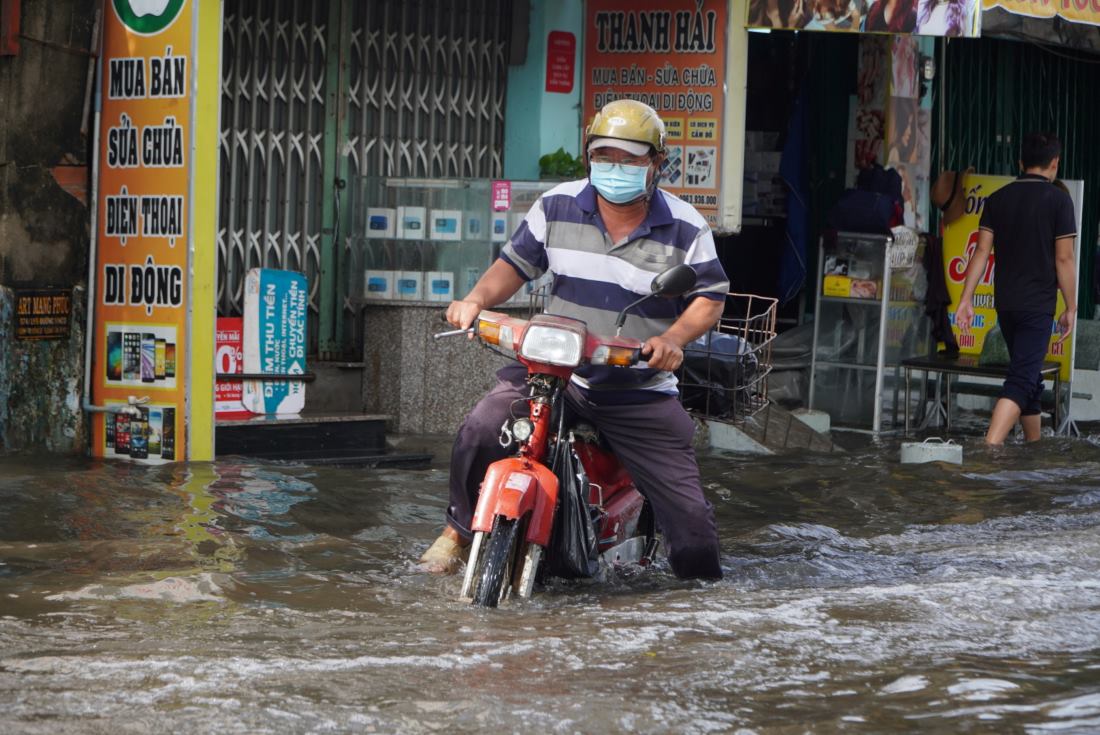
[585,99,666,155]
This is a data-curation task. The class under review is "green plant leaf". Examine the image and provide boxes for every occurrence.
[539,148,585,179]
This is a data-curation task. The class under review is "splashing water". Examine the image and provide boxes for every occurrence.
[1,437,1099,732]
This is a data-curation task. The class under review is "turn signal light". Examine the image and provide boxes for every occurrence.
[477,318,501,344]
[476,314,515,355]
[590,345,640,367]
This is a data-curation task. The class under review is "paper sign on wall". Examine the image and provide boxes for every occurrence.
[242,268,307,415]
[215,317,248,417]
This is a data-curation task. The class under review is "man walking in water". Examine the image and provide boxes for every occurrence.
[419,99,729,580]
[955,132,1077,445]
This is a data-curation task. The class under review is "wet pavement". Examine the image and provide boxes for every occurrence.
[1,434,1100,733]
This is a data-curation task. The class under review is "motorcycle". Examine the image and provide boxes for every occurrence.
[435,265,697,607]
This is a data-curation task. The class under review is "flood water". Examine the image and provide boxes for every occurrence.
[2,435,1100,733]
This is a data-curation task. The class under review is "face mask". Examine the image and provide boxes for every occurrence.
[589,162,651,204]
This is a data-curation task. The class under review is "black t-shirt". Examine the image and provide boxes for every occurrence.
[978,174,1076,314]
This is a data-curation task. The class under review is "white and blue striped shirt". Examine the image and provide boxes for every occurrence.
[501,180,729,395]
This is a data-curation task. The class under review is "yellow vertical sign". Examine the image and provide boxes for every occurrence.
[942,173,1075,381]
[188,0,221,461]
[92,0,197,461]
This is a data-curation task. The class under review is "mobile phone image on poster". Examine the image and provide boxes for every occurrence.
[106,410,116,447]
[107,332,123,381]
[141,334,156,383]
[114,413,131,455]
[148,408,163,456]
[123,332,141,381]
[161,407,175,460]
[129,410,149,459]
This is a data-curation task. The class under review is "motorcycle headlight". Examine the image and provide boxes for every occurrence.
[519,325,583,367]
[511,418,534,442]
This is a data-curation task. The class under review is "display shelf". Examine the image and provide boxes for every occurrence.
[820,296,919,308]
[813,360,881,372]
[349,177,558,305]
[808,229,930,433]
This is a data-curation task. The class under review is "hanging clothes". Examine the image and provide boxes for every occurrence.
[922,233,959,355]
[778,88,810,306]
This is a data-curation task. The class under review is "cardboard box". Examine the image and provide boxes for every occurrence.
[425,271,454,302]
[465,211,485,240]
[823,274,879,299]
[397,206,426,240]
[364,270,394,300]
[366,208,396,238]
[429,210,462,241]
[396,271,423,301]
[490,214,509,243]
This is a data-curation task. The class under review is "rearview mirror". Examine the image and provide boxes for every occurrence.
[614,264,699,335]
[650,264,697,298]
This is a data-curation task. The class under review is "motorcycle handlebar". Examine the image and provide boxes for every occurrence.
[433,327,474,340]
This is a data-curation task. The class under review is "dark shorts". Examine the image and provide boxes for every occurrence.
[997,310,1053,416]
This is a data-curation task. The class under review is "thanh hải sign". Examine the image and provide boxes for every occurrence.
[92,0,192,463]
[982,0,1100,26]
[14,289,72,340]
[583,0,728,227]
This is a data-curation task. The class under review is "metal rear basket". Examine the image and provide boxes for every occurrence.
[677,292,778,422]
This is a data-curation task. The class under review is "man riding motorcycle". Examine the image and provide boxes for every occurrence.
[420,99,729,581]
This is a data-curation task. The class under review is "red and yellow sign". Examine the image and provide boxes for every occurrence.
[943,173,1075,380]
[982,0,1100,27]
[583,0,728,226]
[92,0,193,461]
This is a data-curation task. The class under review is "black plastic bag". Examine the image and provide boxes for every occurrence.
[545,437,600,579]
[680,332,758,419]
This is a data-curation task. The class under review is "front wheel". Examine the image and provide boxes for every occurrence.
[472,516,521,608]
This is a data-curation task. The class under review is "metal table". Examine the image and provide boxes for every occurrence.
[901,354,1061,435]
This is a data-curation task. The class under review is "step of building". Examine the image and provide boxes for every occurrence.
[702,403,840,455]
[215,412,432,467]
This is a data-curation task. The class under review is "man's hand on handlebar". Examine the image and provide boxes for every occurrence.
[446,299,483,330]
[641,335,683,371]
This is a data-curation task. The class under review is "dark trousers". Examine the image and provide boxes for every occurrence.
[447,365,722,580]
[997,310,1053,416]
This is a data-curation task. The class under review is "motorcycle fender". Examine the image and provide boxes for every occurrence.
[597,486,645,550]
[472,458,559,547]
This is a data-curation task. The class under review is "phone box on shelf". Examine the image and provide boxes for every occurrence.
[465,212,485,240]
[425,271,454,302]
[364,270,394,300]
[429,210,462,241]
[823,275,879,299]
[366,208,396,238]
[396,271,423,301]
[397,206,426,239]
[490,214,509,242]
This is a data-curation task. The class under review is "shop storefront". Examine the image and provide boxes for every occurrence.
[84,0,1100,458]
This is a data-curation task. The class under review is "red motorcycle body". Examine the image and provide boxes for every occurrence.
[460,311,653,604]
[470,458,559,547]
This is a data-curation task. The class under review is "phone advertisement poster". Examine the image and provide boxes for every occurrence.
[91,0,195,462]
[942,173,1081,382]
[242,269,308,415]
[582,0,728,227]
